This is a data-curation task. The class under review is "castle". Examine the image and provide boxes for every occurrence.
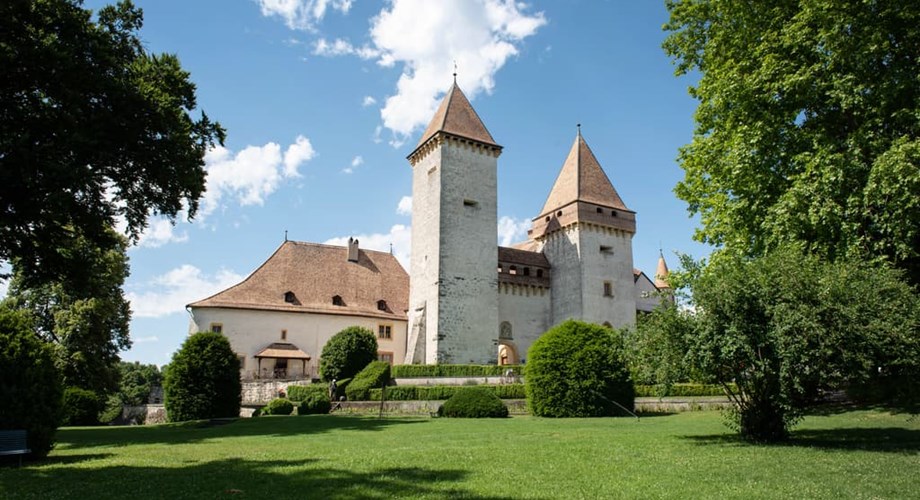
[188,82,668,377]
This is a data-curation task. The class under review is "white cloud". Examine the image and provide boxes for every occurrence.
[369,0,546,143]
[133,335,159,344]
[497,215,530,246]
[362,96,377,107]
[313,38,378,58]
[127,265,244,318]
[325,224,412,270]
[136,218,190,248]
[258,0,352,31]
[396,195,412,216]
[343,155,364,174]
[202,135,314,218]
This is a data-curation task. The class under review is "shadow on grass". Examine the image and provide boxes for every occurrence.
[57,415,427,450]
[2,457,517,499]
[683,427,920,454]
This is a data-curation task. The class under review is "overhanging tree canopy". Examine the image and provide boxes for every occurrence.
[663,0,920,283]
[0,0,225,283]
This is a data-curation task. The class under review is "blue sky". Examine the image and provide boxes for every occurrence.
[3,0,711,366]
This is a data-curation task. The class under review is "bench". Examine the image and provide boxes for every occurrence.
[0,430,31,466]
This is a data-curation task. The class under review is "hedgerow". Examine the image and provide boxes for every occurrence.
[368,384,526,401]
[437,387,508,418]
[345,361,390,401]
[391,364,522,378]
[634,383,731,398]
[297,393,331,415]
[286,384,327,402]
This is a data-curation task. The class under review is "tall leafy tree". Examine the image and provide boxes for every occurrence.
[0,0,224,284]
[663,0,920,283]
[4,228,130,394]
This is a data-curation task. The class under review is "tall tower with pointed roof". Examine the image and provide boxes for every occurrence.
[404,81,502,364]
[529,128,638,328]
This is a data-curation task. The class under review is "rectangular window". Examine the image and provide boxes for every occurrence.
[463,199,479,207]
[603,282,613,297]
[600,245,613,254]
[210,323,223,334]
[237,355,245,369]
[281,329,287,340]
[378,324,392,340]
[378,352,394,364]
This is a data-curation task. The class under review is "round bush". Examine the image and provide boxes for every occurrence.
[61,387,104,426]
[263,398,294,416]
[298,393,331,415]
[526,320,635,417]
[319,326,378,381]
[0,307,63,458]
[437,387,509,418]
[164,332,241,422]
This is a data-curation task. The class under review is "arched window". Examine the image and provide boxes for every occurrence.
[377,300,388,311]
[499,321,513,340]
[332,295,344,306]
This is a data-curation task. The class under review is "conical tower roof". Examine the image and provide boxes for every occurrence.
[655,253,670,289]
[538,129,629,217]
[415,82,499,150]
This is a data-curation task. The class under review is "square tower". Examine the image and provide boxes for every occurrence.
[405,82,502,364]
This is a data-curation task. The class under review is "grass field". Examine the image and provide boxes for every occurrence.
[2,408,918,499]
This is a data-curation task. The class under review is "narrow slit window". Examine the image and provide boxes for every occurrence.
[603,281,613,297]
[463,199,479,208]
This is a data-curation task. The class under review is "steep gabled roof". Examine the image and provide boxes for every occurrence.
[415,82,499,149]
[538,130,629,216]
[188,241,409,321]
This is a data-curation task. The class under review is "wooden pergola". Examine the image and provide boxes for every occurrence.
[254,342,311,379]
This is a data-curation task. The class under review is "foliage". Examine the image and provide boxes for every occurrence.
[263,398,294,416]
[686,248,920,441]
[345,361,391,401]
[369,384,526,401]
[164,332,240,422]
[625,304,698,386]
[663,0,920,284]
[3,229,131,395]
[0,0,225,285]
[0,306,63,458]
[285,384,327,402]
[634,384,730,398]
[61,387,104,426]
[437,387,509,418]
[391,364,522,378]
[319,327,378,382]
[113,361,162,406]
[525,320,635,417]
[297,393,331,415]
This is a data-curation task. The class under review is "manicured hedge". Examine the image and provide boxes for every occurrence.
[438,387,508,418]
[634,383,731,398]
[391,364,523,378]
[286,384,327,402]
[345,361,391,401]
[263,398,294,416]
[368,384,526,401]
[297,392,331,415]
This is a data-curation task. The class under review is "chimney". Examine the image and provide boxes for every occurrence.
[348,237,359,262]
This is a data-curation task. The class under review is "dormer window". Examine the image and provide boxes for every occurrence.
[377,300,388,311]
[332,295,345,306]
[284,291,296,303]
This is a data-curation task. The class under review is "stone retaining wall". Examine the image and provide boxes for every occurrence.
[241,379,313,405]
[329,397,730,415]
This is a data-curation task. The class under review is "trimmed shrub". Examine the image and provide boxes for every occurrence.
[345,361,391,401]
[634,383,731,398]
[319,327,378,381]
[0,307,63,458]
[526,320,635,417]
[298,392,331,415]
[391,364,522,378]
[286,384,327,402]
[61,387,104,426]
[164,332,241,422]
[369,384,526,401]
[263,398,294,416]
[438,387,509,418]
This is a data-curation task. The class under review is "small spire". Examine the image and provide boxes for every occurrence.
[284,229,288,242]
[576,123,581,137]
[453,60,457,83]
[389,242,394,255]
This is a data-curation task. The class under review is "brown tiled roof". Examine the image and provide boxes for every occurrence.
[498,246,550,268]
[188,241,409,321]
[255,342,311,360]
[655,254,670,289]
[415,83,499,149]
[538,131,629,217]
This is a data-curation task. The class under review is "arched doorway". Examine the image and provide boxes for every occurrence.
[498,342,518,365]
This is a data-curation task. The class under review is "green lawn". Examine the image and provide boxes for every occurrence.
[2,409,918,499]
